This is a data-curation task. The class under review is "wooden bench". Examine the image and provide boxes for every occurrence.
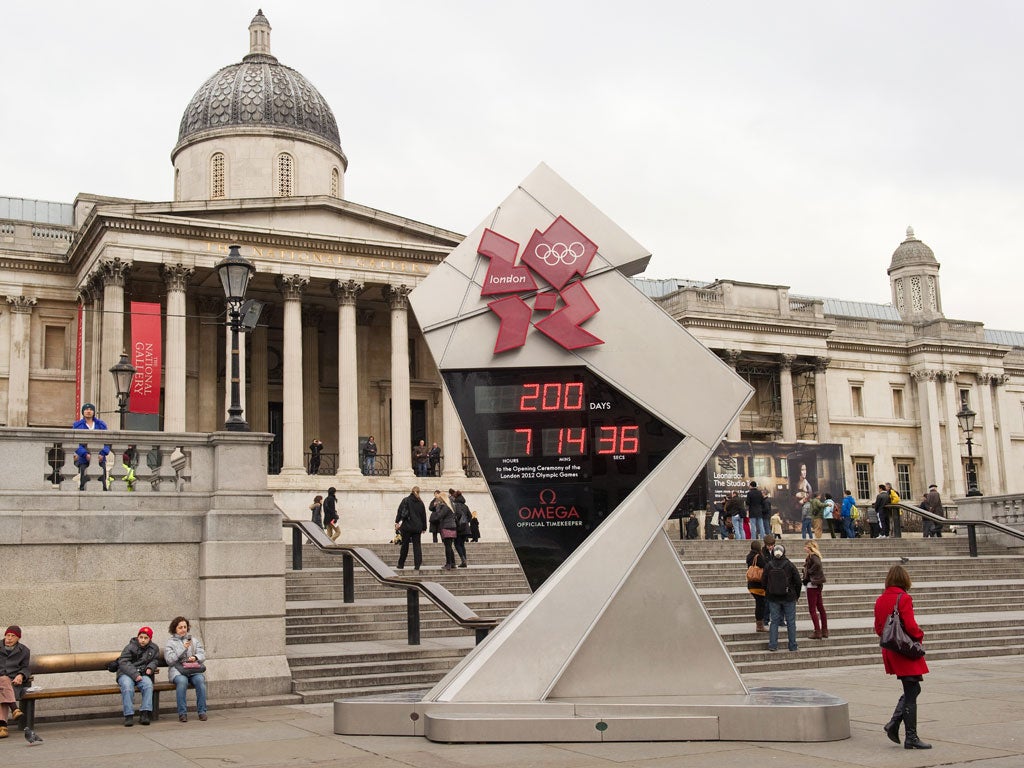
[21,651,175,729]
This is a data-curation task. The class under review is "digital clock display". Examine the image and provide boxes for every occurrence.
[443,366,685,589]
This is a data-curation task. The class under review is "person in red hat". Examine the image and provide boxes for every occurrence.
[115,627,160,726]
[0,626,30,738]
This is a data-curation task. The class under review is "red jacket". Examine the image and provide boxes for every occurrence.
[874,586,929,676]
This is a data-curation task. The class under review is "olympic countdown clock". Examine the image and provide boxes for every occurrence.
[444,367,683,589]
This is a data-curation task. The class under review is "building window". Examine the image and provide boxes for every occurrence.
[277,153,294,197]
[927,275,938,311]
[330,167,340,197]
[211,153,226,199]
[895,279,905,312]
[408,337,418,379]
[892,387,905,419]
[895,462,912,500]
[44,325,67,369]
[854,460,872,501]
[851,384,864,417]
[910,276,923,312]
[959,388,971,410]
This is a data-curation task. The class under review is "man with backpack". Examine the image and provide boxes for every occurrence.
[763,543,802,652]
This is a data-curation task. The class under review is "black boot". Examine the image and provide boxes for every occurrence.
[883,695,904,744]
[903,703,931,749]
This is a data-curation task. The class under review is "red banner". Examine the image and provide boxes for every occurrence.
[130,301,162,414]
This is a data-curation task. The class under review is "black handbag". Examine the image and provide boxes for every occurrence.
[880,593,925,659]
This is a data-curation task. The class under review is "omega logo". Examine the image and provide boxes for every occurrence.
[518,488,581,520]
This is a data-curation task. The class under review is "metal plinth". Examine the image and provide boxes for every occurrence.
[334,687,850,743]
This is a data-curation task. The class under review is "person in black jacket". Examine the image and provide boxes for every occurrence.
[763,544,802,652]
[451,490,471,568]
[395,486,427,571]
[117,627,160,726]
[0,626,30,738]
[323,487,340,541]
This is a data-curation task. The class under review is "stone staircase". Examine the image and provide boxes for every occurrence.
[284,535,1024,702]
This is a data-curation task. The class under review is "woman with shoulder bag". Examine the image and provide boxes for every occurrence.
[433,491,457,570]
[165,616,208,723]
[745,541,767,632]
[873,565,930,750]
[802,540,828,639]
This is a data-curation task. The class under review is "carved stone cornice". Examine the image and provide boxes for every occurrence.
[276,274,309,301]
[301,305,324,329]
[330,278,363,306]
[6,295,37,314]
[160,263,194,293]
[196,295,223,316]
[779,354,796,370]
[813,356,831,374]
[722,349,742,367]
[383,284,412,311]
[97,258,131,288]
[911,369,937,382]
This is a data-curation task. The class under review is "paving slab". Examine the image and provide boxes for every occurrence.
[0,655,1020,768]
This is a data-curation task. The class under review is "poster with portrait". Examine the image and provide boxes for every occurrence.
[702,441,845,534]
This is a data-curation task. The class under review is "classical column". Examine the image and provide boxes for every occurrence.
[385,285,414,476]
[442,385,466,479]
[278,275,308,473]
[993,375,1014,492]
[939,371,963,497]
[301,305,323,448]
[813,357,832,442]
[912,369,943,494]
[250,320,269,433]
[977,373,1001,494]
[88,274,104,407]
[5,296,36,426]
[331,280,362,476]
[161,264,193,432]
[196,296,221,433]
[75,286,94,409]
[99,259,130,420]
[225,325,246,423]
[723,349,742,441]
[778,354,797,442]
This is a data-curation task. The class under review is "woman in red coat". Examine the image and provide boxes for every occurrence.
[873,565,931,749]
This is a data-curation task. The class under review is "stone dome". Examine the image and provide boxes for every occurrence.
[888,226,937,272]
[174,10,344,159]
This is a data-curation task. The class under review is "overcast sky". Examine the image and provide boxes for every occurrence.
[2,1,1021,330]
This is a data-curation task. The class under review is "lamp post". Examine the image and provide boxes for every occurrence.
[215,244,256,431]
[109,351,137,429]
[956,405,982,497]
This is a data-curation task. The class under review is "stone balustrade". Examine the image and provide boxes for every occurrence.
[956,492,1024,549]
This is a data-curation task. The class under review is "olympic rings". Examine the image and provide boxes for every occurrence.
[534,241,586,266]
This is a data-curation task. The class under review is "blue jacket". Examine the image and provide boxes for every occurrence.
[72,417,110,464]
[841,495,855,518]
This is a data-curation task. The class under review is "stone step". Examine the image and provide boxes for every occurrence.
[296,683,432,703]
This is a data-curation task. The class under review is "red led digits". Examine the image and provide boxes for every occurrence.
[596,425,640,454]
[519,381,585,412]
[514,428,533,455]
[557,428,586,455]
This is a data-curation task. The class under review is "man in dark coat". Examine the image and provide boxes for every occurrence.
[924,484,943,538]
[874,484,891,538]
[746,482,766,539]
[117,627,160,726]
[763,544,802,652]
[395,486,427,571]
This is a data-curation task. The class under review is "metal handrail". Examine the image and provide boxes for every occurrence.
[888,502,1024,556]
[282,519,497,645]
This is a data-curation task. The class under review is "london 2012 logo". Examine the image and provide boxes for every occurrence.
[478,216,602,354]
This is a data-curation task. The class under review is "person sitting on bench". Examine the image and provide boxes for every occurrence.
[116,627,160,726]
[0,626,29,738]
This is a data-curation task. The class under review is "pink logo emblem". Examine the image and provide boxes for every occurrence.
[477,217,602,354]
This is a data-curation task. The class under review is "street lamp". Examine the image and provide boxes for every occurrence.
[109,351,137,429]
[956,405,982,497]
[214,244,256,431]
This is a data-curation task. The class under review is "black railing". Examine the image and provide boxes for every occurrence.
[302,451,338,475]
[283,518,496,644]
[890,502,1024,557]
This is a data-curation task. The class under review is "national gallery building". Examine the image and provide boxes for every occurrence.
[2,12,1021,515]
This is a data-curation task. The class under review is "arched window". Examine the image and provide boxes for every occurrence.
[174,168,181,201]
[910,276,923,313]
[277,153,294,197]
[330,167,340,198]
[210,152,226,199]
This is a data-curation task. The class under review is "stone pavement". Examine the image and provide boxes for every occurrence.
[2,655,1021,768]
